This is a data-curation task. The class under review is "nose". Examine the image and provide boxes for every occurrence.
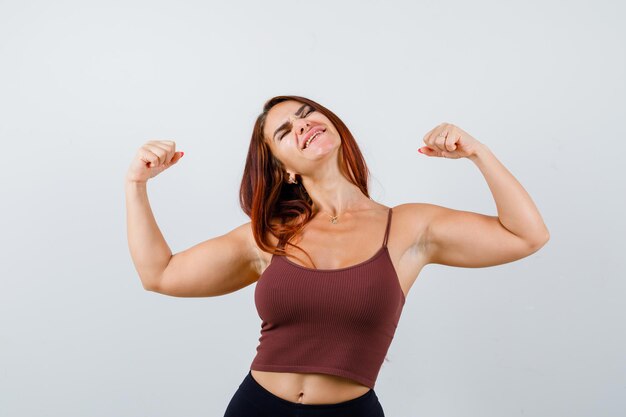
[290,115,310,135]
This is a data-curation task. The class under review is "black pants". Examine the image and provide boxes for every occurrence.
[223,370,385,417]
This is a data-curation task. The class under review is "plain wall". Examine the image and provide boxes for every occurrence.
[1,0,624,416]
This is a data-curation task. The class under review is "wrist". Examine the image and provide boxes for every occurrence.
[468,143,489,162]
[125,178,148,188]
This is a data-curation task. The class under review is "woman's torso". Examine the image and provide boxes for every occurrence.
[249,203,428,405]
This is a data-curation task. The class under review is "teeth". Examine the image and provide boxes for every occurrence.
[304,131,322,149]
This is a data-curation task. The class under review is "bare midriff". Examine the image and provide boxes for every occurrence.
[250,369,371,405]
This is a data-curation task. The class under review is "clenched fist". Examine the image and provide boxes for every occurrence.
[418,122,482,159]
[126,140,184,184]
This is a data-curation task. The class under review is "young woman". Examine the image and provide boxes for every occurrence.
[125,95,550,416]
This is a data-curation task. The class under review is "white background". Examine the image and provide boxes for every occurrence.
[1,0,624,416]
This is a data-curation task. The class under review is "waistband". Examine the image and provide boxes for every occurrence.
[242,370,379,412]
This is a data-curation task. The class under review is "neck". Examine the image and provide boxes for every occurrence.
[296,152,372,216]
[307,184,371,217]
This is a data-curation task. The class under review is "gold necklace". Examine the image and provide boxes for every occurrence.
[315,203,369,224]
[317,210,341,224]
[315,200,375,224]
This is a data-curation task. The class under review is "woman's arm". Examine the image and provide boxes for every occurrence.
[414,134,549,268]
[125,179,260,297]
[125,180,172,289]
[422,143,549,267]
[468,143,549,243]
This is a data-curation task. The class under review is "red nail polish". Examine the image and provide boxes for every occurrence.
[418,149,423,153]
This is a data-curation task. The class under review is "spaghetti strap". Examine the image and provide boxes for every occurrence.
[382,207,393,248]
[270,237,285,264]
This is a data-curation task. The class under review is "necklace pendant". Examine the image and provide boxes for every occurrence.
[330,216,338,224]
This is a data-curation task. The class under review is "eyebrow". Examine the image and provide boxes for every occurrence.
[273,103,310,141]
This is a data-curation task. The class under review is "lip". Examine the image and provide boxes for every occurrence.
[301,126,326,150]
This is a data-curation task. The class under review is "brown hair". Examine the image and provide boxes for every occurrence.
[238,95,372,268]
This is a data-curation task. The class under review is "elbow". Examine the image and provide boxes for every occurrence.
[528,230,550,250]
[140,274,163,293]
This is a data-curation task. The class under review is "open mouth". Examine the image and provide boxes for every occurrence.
[303,129,325,150]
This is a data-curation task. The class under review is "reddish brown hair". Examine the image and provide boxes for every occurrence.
[239,95,371,268]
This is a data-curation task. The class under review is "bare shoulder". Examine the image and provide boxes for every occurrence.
[233,220,264,275]
[211,219,281,282]
[390,202,436,250]
[238,218,283,275]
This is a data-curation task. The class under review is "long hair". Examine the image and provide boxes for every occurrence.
[239,95,371,268]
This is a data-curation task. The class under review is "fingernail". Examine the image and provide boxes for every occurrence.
[180,151,184,157]
[418,148,423,153]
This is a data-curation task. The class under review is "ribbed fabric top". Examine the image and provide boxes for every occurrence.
[250,208,405,389]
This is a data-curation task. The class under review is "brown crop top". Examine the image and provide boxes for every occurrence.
[250,207,406,389]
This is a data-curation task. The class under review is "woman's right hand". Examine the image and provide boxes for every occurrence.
[126,140,184,184]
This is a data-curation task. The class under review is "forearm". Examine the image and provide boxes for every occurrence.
[469,144,550,244]
[125,180,172,289]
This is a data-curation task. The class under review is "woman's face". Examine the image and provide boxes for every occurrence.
[263,100,340,174]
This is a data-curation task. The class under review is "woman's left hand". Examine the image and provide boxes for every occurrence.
[418,122,482,159]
